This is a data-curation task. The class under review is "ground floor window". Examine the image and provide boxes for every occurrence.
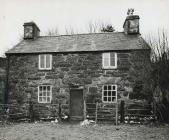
[102,85,117,103]
[38,85,52,103]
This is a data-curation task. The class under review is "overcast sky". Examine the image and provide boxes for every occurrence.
[0,0,169,57]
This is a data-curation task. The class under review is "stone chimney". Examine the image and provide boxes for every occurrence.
[123,9,140,34]
[23,22,40,39]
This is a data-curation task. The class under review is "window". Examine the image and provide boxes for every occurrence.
[102,52,117,69]
[39,54,52,70]
[38,85,52,103]
[102,85,117,103]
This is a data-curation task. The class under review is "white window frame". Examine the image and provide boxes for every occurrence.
[102,85,117,103]
[102,52,117,69]
[38,85,52,103]
[39,54,52,70]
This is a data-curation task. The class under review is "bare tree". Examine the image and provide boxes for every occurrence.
[44,20,115,36]
[65,26,76,35]
[87,20,115,33]
[146,30,169,122]
[45,28,59,36]
[87,21,101,33]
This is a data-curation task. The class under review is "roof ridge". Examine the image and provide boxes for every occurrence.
[39,32,125,38]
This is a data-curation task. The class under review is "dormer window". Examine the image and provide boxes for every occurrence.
[102,52,117,69]
[39,54,52,70]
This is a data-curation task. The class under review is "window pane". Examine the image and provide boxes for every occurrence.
[40,55,45,68]
[39,97,42,102]
[108,86,111,90]
[104,97,107,101]
[43,86,46,91]
[104,86,107,90]
[112,97,115,102]
[39,86,42,92]
[47,92,50,96]
[112,85,116,90]
[39,92,42,96]
[108,97,111,102]
[47,97,50,102]
[46,55,51,68]
[112,91,116,96]
[110,53,115,66]
[108,91,111,96]
[104,91,107,96]
[110,52,115,58]
[103,53,110,67]
[42,97,46,102]
[103,53,109,58]
[42,92,46,96]
[47,86,50,91]
[103,58,109,67]
[110,59,115,66]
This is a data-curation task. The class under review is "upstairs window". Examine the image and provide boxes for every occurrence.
[39,54,52,70]
[38,85,52,103]
[102,52,117,69]
[102,85,117,103]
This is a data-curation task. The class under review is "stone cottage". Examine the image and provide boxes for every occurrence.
[5,11,151,120]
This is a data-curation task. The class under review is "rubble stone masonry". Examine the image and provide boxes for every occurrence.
[7,50,150,106]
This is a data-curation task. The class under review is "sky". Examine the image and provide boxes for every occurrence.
[0,0,169,57]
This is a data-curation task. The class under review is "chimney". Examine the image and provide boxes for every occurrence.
[123,9,140,34]
[23,22,40,39]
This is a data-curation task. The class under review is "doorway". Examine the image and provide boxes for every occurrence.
[70,88,84,120]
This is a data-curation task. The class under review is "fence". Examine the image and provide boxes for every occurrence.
[86,102,118,125]
[0,101,156,124]
[0,103,70,123]
[120,101,156,124]
[32,103,69,121]
[0,104,28,123]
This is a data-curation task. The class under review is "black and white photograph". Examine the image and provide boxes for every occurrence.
[0,0,169,139]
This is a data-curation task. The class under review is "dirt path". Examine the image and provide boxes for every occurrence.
[0,122,169,140]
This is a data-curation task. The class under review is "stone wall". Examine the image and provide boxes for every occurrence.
[7,50,150,107]
[0,57,6,104]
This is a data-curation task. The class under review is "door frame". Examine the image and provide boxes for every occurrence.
[69,86,85,120]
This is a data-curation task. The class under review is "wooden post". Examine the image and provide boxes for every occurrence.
[83,100,86,120]
[58,103,61,117]
[115,102,118,125]
[152,100,157,120]
[95,102,98,123]
[120,100,125,123]
[29,101,34,122]
[58,103,61,121]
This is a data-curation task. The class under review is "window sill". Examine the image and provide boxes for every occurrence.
[38,102,51,104]
[102,67,117,70]
[102,101,117,104]
[38,68,52,71]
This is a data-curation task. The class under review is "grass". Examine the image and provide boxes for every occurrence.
[0,122,169,140]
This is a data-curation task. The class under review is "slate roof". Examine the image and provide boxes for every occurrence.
[6,32,150,54]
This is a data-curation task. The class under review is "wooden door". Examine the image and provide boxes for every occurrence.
[70,89,84,120]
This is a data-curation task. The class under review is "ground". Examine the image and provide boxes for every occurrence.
[0,122,169,140]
